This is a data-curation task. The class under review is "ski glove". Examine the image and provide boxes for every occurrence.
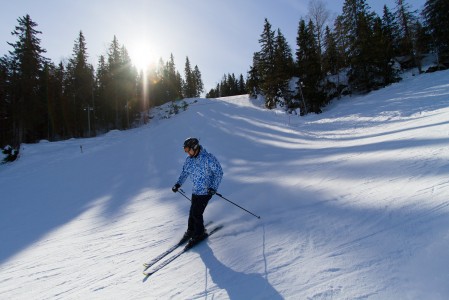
[172,183,181,193]
[207,188,216,195]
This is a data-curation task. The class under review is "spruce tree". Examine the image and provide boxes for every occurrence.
[273,29,294,108]
[183,57,196,98]
[95,55,110,129]
[423,0,449,65]
[238,74,246,94]
[7,14,48,144]
[371,16,399,86]
[307,0,331,67]
[247,52,261,98]
[119,45,137,129]
[322,26,345,99]
[322,26,340,75]
[66,31,95,136]
[51,62,66,139]
[107,36,122,129]
[258,19,277,108]
[382,5,401,57]
[166,54,183,100]
[193,65,204,97]
[0,57,11,146]
[206,84,220,98]
[296,19,324,113]
[394,0,420,70]
[340,0,379,92]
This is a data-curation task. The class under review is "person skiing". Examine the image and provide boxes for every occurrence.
[172,137,223,247]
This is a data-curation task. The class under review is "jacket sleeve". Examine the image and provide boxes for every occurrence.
[176,159,190,186]
[209,154,223,191]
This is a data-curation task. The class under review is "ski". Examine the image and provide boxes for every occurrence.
[143,224,223,278]
[143,221,212,271]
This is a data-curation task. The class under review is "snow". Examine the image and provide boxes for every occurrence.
[1,69,449,299]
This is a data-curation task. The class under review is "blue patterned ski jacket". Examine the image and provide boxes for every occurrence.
[176,146,223,195]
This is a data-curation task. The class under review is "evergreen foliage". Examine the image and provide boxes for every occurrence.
[423,0,449,66]
[394,0,420,70]
[5,15,48,144]
[245,0,436,115]
[0,15,204,147]
[0,1,444,148]
[66,31,95,136]
[205,73,246,98]
[246,52,261,98]
[251,19,295,109]
[183,57,203,98]
[296,19,325,113]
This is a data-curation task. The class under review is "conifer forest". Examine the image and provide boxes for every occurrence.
[1,0,448,149]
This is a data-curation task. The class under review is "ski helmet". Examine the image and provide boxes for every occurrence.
[183,137,199,150]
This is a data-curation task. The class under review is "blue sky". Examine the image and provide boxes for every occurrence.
[1,0,425,93]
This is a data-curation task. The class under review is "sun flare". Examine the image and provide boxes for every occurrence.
[128,41,158,71]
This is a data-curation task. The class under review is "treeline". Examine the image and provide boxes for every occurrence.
[1,0,448,148]
[205,73,246,98]
[247,0,449,113]
[0,15,204,147]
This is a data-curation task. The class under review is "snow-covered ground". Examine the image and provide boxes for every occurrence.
[1,69,449,299]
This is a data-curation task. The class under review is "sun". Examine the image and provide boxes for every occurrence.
[128,41,158,71]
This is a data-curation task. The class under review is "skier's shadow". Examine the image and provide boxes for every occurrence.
[196,243,283,299]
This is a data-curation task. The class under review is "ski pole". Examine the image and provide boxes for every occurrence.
[178,189,191,202]
[215,192,261,219]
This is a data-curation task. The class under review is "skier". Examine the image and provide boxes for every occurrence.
[172,137,223,246]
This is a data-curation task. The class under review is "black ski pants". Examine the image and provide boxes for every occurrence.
[188,194,212,237]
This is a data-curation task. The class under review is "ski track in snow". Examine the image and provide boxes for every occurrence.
[1,70,449,299]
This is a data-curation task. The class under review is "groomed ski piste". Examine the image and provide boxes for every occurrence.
[1,69,449,299]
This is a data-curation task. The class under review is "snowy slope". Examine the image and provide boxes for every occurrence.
[1,70,449,299]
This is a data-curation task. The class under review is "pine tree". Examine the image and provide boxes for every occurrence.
[322,26,340,75]
[380,6,404,84]
[119,45,138,129]
[107,36,122,129]
[251,19,294,108]
[414,21,431,67]
[206,84,220,98]
[206,73,246,98]
[296,19,324,113]
[95,55,109,129]
[0,56,11,146]
[382,5,401,57]
[423,0,449,65]
[101,36,138,130]
[238,74,246,94]
[322,25,345,99]
[183,56,196,98]
[193,65,204,97]
[258,19,277,108]
[247,52,261,98]
[273,29,294,107]
[51,62,66,139]
[333,16,350,69]
[340,0,380,92]
[307,0,331,67]
[394,0,420,70]
[66,31,95,136]
[220,74,229,97]
[371,16,399,86]
[166,54,183,100]
[7,14,48,144]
